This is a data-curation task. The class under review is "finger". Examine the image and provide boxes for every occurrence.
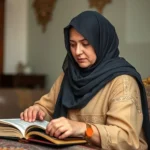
[51,121,64,137]
[58,130,72,139]
[46,121,59,137]
[31,109,38,122]
[27,107,35,122]
[46,122,53,135]
[54,126,67,138]
[46,118,64,136]
[38,110,45,121]
[20,112,24,120]
[48,123,56,137]
[23,109,29,121]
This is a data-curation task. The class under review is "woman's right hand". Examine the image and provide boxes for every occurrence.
[20,105,46,122]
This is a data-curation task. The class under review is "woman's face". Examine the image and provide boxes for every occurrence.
[69,28,97,68]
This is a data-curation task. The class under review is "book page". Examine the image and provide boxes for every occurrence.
[0,118,48,137]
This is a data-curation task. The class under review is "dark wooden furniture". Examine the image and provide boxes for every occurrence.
[0,0,5,73]
[0,74,46,89]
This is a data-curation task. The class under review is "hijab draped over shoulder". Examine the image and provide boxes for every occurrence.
[53,11,150,146]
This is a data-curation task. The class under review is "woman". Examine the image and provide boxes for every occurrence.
[20,11,150,149]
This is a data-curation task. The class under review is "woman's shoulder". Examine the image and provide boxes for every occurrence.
[55,72,65,84]
[50,72,65,92]
[58,72,65,80]
[111,74,138,86]
[107,75,141,105]
[108,74,140,96]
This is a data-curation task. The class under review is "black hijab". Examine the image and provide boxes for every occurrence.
[53,11,150,146]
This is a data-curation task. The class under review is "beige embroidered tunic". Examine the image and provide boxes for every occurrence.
[34,73,148,150]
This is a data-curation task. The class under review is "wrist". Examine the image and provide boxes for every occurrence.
[78,122,94,139]
[76,122,87,137]
[84,123,94,143]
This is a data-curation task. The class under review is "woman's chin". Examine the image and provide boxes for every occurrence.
[78,63,90,68]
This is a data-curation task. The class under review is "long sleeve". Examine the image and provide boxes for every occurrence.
[34,73,64,121]
[93,75,147,150]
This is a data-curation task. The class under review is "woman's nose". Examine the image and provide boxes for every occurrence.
[76,44,83,55]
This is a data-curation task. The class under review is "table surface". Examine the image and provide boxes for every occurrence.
[0,138,98,150]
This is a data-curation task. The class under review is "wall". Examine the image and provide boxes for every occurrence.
[3,0,150,89]
[28,0,150,89]
[104,0,150,79]
[28,0,91,88]
[4,0,29,74]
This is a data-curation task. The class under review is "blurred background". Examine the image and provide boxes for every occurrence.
[0,0,150,118]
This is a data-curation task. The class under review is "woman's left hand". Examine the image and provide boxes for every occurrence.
[46,117,86,139]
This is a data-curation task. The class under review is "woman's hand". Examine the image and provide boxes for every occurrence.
[20,105,46,122]
[46,117,86,139]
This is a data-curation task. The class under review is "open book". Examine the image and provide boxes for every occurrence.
[0,118,87,146]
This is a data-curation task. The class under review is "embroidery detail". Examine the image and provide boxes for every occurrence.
[139,144,142,150]
[130,98,141,113]
[124,76,129,96]
[103,126,112,149]
[79,115,105,124]
[112,76,142,113]
[69,114,105,124]
[112,96,141,113]
[68,109,106,123]
[146,90,150,97]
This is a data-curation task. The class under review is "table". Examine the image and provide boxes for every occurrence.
[0,138,98,150]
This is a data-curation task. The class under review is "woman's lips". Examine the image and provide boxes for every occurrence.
[77,58,86,63]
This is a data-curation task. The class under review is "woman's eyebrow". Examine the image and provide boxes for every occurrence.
[69,39,87,42]
[69,40,75,42]
[80,39,88,42]
[80,39,89,44]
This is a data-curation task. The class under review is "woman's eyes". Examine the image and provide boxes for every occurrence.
[70,42,90,47]
[70,43,76,47]
[82,43,89,47]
